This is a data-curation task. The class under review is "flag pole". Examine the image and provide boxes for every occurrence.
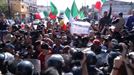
[84,0,86,6]
[47,0,49,12]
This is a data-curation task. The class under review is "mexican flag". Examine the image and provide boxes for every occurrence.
[71,1,79,18]
[49,2,58,19]
[60,20,67,31]
[49,12,57,20]
[79,11,85,19]
[101,0,106,3]
[34,12,45,19]
[65,7,71,20]
[95,0,107,11]
[65,7,75,23]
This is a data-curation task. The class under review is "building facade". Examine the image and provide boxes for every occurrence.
[10,0,29,19]
[101,0,134,16]
[23,0,37,13]
[9,0,37,22]
[37,5,51,13]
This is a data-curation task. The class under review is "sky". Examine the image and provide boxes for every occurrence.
[37,0,134,11]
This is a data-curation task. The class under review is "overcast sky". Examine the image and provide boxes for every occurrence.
[37,0,134,11]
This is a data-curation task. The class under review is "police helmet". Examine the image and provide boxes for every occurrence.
[107,51,120,67]
[86,51,97,66]
[0,53,5,64]
[8,60,21,74]
[71,48,84,60]
[72,66,81,75]
[16,60,34,75]
[47,54,64,68]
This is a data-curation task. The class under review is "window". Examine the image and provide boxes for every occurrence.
[22,5,24,8]
[19,0,23,1]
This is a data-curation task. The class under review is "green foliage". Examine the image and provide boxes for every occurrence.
[0,4,8,17]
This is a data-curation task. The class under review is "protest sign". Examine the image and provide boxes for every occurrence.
[70,21,91,35]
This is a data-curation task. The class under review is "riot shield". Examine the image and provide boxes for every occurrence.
[27,59,41,75]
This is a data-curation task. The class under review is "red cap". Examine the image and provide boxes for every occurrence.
[93,39,101,46]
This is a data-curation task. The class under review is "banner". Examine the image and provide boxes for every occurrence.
[70,21,91,35]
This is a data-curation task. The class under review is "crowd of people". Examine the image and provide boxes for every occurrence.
[0,4,134,75]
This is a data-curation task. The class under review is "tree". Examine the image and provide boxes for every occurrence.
[0,4,8,17]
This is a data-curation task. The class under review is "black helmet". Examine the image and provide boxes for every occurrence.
[47,54,64,68]
[0,53,5,64]
[16,60,34,75]
[0,53,7,74]
[107,51,120,67]
[8,60,21,74]
[71,48,84,60]
[86,51,97,66]
[72,66,81,75]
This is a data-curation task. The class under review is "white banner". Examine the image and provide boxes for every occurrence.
[70,21,91,35]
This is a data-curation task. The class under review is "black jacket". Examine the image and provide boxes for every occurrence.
[0,20,8,30]
[99,6,112,26]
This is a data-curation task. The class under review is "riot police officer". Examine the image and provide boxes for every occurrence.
[0,52,15,75]
[47,54,64,75]
[15,60,34,75]
[86,51,104,75]
[0,53,6,74]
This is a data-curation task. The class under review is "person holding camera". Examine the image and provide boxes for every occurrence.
[0,13,9,42]
[71,49,104,75]
[110,43,134,75]
[110,53,134,75]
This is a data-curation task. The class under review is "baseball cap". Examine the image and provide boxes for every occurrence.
[93,39,101,46]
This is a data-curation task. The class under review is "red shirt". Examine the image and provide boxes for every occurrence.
[38,50,52,70]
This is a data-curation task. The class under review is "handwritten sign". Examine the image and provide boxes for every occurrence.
[70,21,91,35]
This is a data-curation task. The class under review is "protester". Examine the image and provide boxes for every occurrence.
[99,3,112,33]
[112,12,125,32]
[0,3,134,75]
[126,9,134,31]
[0,13,8,30]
